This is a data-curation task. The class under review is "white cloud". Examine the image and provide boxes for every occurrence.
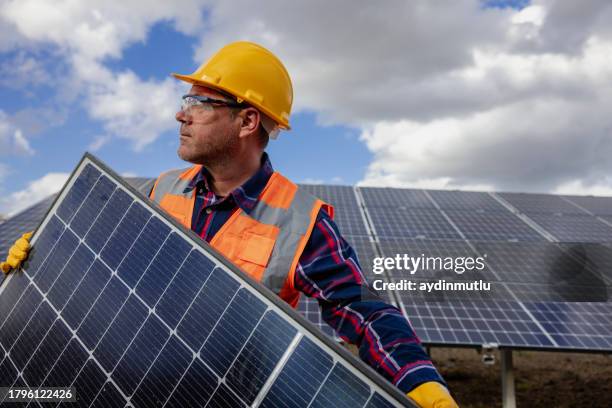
[0,0,205,62]
[300,178,325,185]
[0,172,68,216]
[186,0,612,195]
[85,71,183,151]
[553,178,612,197]
[0,110,35,156]
[0,0,204,151]
[0,51,49,90]
[2,0,612,195]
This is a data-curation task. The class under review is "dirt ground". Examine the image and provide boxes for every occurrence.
[431,347,612,408]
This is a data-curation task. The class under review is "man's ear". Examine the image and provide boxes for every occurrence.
[238,107,261,138]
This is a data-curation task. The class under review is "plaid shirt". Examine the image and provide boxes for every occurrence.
[186,153,445,393]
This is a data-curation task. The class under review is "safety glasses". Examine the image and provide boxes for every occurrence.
[181,94,244,113]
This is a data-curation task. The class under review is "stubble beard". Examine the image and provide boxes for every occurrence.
[178,132,241,168]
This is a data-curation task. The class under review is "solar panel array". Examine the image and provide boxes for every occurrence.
[359,186,612,351]
[2,163,612,358]
[498,192,612,243]
[0,157,411,407]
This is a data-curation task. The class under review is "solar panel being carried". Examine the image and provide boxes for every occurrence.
[0,154,414,407]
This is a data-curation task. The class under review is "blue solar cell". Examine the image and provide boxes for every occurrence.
[200,288,267,377]
[498,192,586,215]
[100,201,150,270]
[299,185,370,237]
[0,273,29,321]
[368,207,461,240]
[525,302,612,350]
[92,381,125,407]
[207,383,248,408]
[443,208,545,242]
[0,284,39,351]
[24,215,64,277]
[32,228,79,293]
[226,311,297,404]
[94,294,149,372]
[77,277,130,349]
[85,188,133,253]
[261,336,333,408]
[563,195,612,216]
[428,189,505,211]
[131,335,192,407]
[0,356,18,387]
[165,358,218,407]
[70,175,116,238]
[44,338,88,387]
[23,319,71,386]
[71,359,107,407]
[178,269,240,349]
[113,315,170,396]
[156,250,216,328]
[56,163,100,223]
[47,244,95,309]
[310,363,371,408]
[526,212,612,243]
[135,232,191,307]
[117,216,170,288]
[360,187,434,209]
[62,259,112,327]
[11,300,55,371]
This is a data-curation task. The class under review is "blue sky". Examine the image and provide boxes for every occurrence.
[2,0,612,216]
[0,17,371,215]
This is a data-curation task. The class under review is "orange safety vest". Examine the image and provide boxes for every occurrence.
[148,166,334,308]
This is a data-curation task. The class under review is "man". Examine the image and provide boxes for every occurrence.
[2,41,458,408]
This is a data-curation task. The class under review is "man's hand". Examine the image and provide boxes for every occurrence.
[407,381,459,408]
[1,232,33,274]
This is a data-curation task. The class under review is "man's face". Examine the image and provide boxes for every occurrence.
[176,85,241,165]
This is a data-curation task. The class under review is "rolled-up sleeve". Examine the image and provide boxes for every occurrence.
[293,210,446,393]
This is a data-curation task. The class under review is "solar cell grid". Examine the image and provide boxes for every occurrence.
[562,195,612,216]
[442,208,545,242]
[328,210,369,237]
[401,299,554,348]
[0,155,412,407]
[299,184,359,209]
[360,187,434,209]
[427,189,505,211]
[526,213,612,243]
[498,192,587,215]
[524,302,612,350]
[368,208,461,240]
[299,184,369,236]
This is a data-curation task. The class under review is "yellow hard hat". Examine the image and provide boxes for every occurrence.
[172,41,293,129]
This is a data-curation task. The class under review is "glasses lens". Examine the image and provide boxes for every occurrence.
[181,95,213,113]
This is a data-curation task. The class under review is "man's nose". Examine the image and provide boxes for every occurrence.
[176,109,189,123]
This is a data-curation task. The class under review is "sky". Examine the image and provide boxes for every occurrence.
[1,0,612,216]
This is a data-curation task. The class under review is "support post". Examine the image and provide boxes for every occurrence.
[501,349,516,408]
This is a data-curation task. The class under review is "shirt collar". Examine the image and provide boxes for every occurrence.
[186,152,274,214]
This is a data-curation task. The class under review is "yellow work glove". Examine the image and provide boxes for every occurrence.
[407,381,459,408]
[1,232,33,274]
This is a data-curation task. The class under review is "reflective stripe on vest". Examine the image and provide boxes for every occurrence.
[149,166,333,308]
